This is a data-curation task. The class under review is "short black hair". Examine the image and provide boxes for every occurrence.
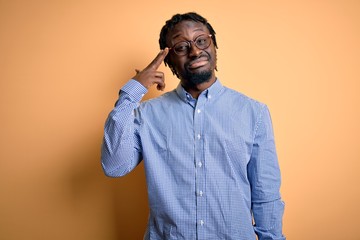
[159,12,218,77]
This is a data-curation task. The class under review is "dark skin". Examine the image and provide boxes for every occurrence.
[133,20,217,99]
[132,48,169,91]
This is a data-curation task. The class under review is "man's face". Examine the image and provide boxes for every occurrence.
[166,20,217,86]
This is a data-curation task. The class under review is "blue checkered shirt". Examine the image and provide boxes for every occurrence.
[101,79,285,240]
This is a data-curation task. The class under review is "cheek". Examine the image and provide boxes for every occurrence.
[168,56,186,75]
[171,57,185,69]
[212,50,218,66]
[211,47,217,60]
[208,50,217,66]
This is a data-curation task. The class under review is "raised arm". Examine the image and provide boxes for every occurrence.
[101,48,169,177]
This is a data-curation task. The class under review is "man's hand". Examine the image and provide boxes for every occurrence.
[133,48,169,91]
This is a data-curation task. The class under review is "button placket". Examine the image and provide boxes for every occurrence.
[193,94,207,239]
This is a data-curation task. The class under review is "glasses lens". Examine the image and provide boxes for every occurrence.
[174,42,189,55]
[195,35,211,49]
[172,35,212,56]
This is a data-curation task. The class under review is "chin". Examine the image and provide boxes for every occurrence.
[182,65,213,85]
[183,69,213,85]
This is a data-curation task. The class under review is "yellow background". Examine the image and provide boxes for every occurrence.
[1,1,359,239]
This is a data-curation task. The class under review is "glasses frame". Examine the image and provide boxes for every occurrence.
[170,34,213,56]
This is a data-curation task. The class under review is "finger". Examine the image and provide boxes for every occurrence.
[145,72,165,91]
[154,78,165,91]
[154,71,165,90]
[154,71,164,79]
[147,47,169,70]
[157,81,166,91]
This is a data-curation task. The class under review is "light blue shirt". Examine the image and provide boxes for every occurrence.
[101,79,285,240]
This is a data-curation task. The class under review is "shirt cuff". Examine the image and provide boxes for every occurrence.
[121,79,148,102]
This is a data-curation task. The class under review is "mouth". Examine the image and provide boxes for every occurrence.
[187,56,209,70]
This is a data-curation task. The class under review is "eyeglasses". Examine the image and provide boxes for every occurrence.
[170,34,212,56]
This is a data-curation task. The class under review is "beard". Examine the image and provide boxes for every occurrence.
[182,69,213,85]
[182,53,214,85]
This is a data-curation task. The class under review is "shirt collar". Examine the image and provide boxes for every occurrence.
[175,78,223,104]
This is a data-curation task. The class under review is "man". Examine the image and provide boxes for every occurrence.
[101,12,285,240]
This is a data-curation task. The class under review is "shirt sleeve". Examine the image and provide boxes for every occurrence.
[101,79,148,177]
[247,105,286,240]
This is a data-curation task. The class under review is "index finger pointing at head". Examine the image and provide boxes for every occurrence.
[147,48,169,70]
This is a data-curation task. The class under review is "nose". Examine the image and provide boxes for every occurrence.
[188,42,202,57]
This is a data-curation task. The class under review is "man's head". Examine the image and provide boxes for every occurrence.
[159,12,218,86]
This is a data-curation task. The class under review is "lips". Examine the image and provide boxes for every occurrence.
[188,56,209,69]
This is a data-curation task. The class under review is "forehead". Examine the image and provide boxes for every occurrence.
[167,20,209,41]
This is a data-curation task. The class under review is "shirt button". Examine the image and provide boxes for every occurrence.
[197,109,201,114]
[208,95,212,99]
[198,190,203,197]
[199,220,204,226]
[197,162,202,168]
[197,134,201,139]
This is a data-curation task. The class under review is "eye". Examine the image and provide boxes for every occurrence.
[195,36,208,47]
[174,42,189,53]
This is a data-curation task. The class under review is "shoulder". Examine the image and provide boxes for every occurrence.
[221,86,267,114]
[139,90,178,111]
